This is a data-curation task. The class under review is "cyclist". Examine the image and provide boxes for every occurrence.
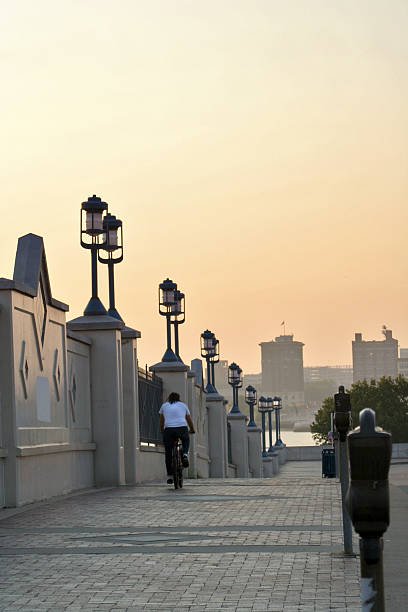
[159,392,195,485]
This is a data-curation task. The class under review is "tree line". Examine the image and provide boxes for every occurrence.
[310,375,408,444]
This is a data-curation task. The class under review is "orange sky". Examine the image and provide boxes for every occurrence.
[1,1,407,374]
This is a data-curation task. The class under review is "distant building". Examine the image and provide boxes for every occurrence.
[259,334,304,407]
[304,365,353,389]
[352,330,398,383]
[398,348,408,378]
[211,359,231,399]
[243,373,262,389]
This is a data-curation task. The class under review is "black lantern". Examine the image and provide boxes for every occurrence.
[228,362,242,413]
[201,330,217,393]
[170,289,185,362]
[80,195,108,316]
[258,396,268,456]
[98,213,124,321]
[158,278,178,362]
[245,385,257,428]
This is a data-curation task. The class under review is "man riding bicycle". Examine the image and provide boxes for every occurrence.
[159,392,195,485]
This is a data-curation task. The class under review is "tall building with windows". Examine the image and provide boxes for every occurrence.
[352,330,398,383]
[398,348,408,378]
[304,365,353,389]
[260,334,304,407]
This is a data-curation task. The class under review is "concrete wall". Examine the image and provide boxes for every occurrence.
[392,443,408,459]
[0,235,95,506]
[0,233,267,508]
[286,446,321,461]
[194,384,210,478]
[136,446,166,483]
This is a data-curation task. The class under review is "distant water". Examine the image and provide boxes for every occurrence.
[266,430,317,447]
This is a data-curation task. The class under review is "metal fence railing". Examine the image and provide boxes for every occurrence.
[138,367,163,445]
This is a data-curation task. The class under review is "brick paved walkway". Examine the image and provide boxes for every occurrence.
[0,462,361,611]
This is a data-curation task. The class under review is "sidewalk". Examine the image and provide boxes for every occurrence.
[0,462,361,611]
[384,463,408,609]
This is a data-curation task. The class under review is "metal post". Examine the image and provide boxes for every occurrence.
[174,322,180,359]
[91,245,98,298]
[248,401,256,427]
[261,412,267,456]
[359,537,385,611]
[275,408,279,443]
[211,361,215,387]
[108,260,115,311]
[339,439,353,554]
[166,316,172,352]
[206,358,211,389]
[267,411,273,452]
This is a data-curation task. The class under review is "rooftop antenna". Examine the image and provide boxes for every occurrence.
[381,324,387,337]
[281,320,286,335]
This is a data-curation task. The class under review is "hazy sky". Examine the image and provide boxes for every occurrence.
[1,1,407,374]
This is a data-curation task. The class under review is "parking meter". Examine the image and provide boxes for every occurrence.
[334,386,351,441]
[346,408,392,539]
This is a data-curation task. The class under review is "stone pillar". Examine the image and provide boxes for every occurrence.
[270,453,280,474]
[262,455,274,477]
[67,315,125,486]
[187,370,198,478]
[121,327,141,485]
[227,412,249,478]
[150,361,189,402]
[223,400,229,473]
[275,446,287,465]
[207,393,227,478]
[247,426,262,478]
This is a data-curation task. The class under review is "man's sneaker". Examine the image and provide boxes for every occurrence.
[182,455,189,468]
[167,478,173,485]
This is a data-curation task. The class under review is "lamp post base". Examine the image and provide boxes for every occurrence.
[161,347,179,362]
[84,297,108,316]
[108,307,124,322]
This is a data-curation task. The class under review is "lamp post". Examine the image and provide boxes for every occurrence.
[273,396,284,446]
[201,330,217,393]
[258,396,269,456]
[267,397,274,453]
[210,336,219,392]
[170,289,185,361]
[98,213,123,321]
[159,278,178,362]
[80,195,108,316]
[245,385,257,428]
[228,362,242,413]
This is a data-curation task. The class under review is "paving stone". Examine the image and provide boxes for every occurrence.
[0,462,361,611]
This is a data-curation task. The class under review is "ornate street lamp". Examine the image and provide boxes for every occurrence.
[210,336,219,392]
[258,396,269,457]
[273,396,284,446]
[267,397,275,453]
[80,195,108,316]
[228,362,242,413]
[159,278,178,362]
[98,213,123,321]
[245,385,257,428]
[201,330,217,393]
[170,289,185,362]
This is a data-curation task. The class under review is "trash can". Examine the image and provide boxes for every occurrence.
[322,447,336,478]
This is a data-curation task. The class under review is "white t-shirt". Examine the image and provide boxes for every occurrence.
[159,401,190,428]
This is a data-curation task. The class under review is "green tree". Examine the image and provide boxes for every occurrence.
[310,376,408,444]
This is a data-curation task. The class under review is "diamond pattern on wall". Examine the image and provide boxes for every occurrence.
[19,341,28,399]
[53,348,62,402]
[69,367,77,423]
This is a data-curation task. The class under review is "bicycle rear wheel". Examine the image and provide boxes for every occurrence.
[172,445,180,489]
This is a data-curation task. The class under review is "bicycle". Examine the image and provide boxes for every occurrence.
[171,438,184,489]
